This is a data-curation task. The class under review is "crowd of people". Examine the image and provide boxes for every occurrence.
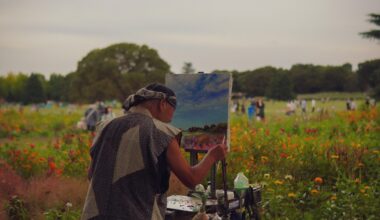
[232,98,266,121]
[232,96,378,123]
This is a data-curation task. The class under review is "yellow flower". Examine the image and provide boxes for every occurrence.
[373,150,379,154]
[330,195,337,201]
[261,156,269,163]
[357,163,364,168]
[264,173,270,179]
[288,193,296,198]
[310,189,319,195]
[360,189,365,193]
[274,180,284,185]
[331,155,339,159]
[364,186,370,190]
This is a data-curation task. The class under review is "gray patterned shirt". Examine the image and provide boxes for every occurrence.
[82,106,181,220]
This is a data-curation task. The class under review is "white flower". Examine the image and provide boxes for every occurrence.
[264,173,270,179]
[195,184,205,193]
[285,175,293,180]
[65,202,73,208]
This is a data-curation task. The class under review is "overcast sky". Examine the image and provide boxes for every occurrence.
[0,0,379,77]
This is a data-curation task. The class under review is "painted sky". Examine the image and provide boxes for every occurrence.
[0,0,379,77]
[166,73,230,130]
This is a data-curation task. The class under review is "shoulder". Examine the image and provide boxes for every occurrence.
[152,118,181,138]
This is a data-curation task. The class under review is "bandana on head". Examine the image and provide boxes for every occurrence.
[123,84,177,111]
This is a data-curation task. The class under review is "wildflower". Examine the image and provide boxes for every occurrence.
[29,143,35,149]
[314,177,323,184]
[372,150,379,154]
[357,162,364,168]
[264,173,270,179]
[330,195,337,201]
[66,202,73,208]
[285,175,293,180]
[331,155,339,159]
[274,180,284,185]
[280,153,289,159]
[261,156,268,163]
[364,186,370,190]
[310,189,319,195]
[49,162,56,170]
[288,192,296,198]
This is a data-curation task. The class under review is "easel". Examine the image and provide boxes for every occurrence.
[186,148,231,219]
[186,148,217,199]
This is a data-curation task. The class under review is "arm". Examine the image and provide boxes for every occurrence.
[166,138,227,188]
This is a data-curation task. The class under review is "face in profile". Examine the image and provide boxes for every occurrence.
[157,99,175,123]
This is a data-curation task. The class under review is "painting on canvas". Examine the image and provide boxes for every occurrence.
[166,73,231,151]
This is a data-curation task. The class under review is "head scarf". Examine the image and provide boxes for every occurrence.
[122,83,176,111]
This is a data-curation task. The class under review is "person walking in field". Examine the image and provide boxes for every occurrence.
[311,99,316,113]
[81,83,227,220]
[256,98,265,121]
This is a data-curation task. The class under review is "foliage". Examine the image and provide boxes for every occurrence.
[24,73,46,104]
[70,42,170,102]
[237,66,277,96]
[44,203,81,220]
[5,196,29,220]
[265,71,295,100]
[360,13,380,41]
[182,62,196,74]
[357,59,380,93]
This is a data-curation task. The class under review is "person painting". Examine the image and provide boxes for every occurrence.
[81,83,227,220]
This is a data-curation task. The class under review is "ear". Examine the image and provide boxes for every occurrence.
[158,99,166,111]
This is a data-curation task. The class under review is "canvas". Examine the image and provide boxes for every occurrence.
[166,73,231,151]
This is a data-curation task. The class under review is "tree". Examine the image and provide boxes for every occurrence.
[357,59,380,91]
[266,72,295,100]
[360,13,380,41]
[72,43,170,102]
[3,73,28,103]
[181,62,195,74]
[24,73,46,104]
[289,64,324,93]
[237,66,277,96]
[47,74,66,101]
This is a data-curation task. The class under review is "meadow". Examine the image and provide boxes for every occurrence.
[0,99,379,219]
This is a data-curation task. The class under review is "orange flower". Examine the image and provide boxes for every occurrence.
[314,177,323,184]
[49,162,56,170]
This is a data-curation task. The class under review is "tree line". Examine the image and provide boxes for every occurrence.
[0,42,379,104]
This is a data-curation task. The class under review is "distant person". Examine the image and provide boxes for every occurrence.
[346,98,351,111]
[365,96,370,109]
[256,99,265,121]
[101,106,116,122]
[84,105,100,132]
[301,99,307,113]
[286,100,295,115]
[241,102,246,114]
[311,99,316,113]
[247,100,256,120]
[351,99,357,111]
